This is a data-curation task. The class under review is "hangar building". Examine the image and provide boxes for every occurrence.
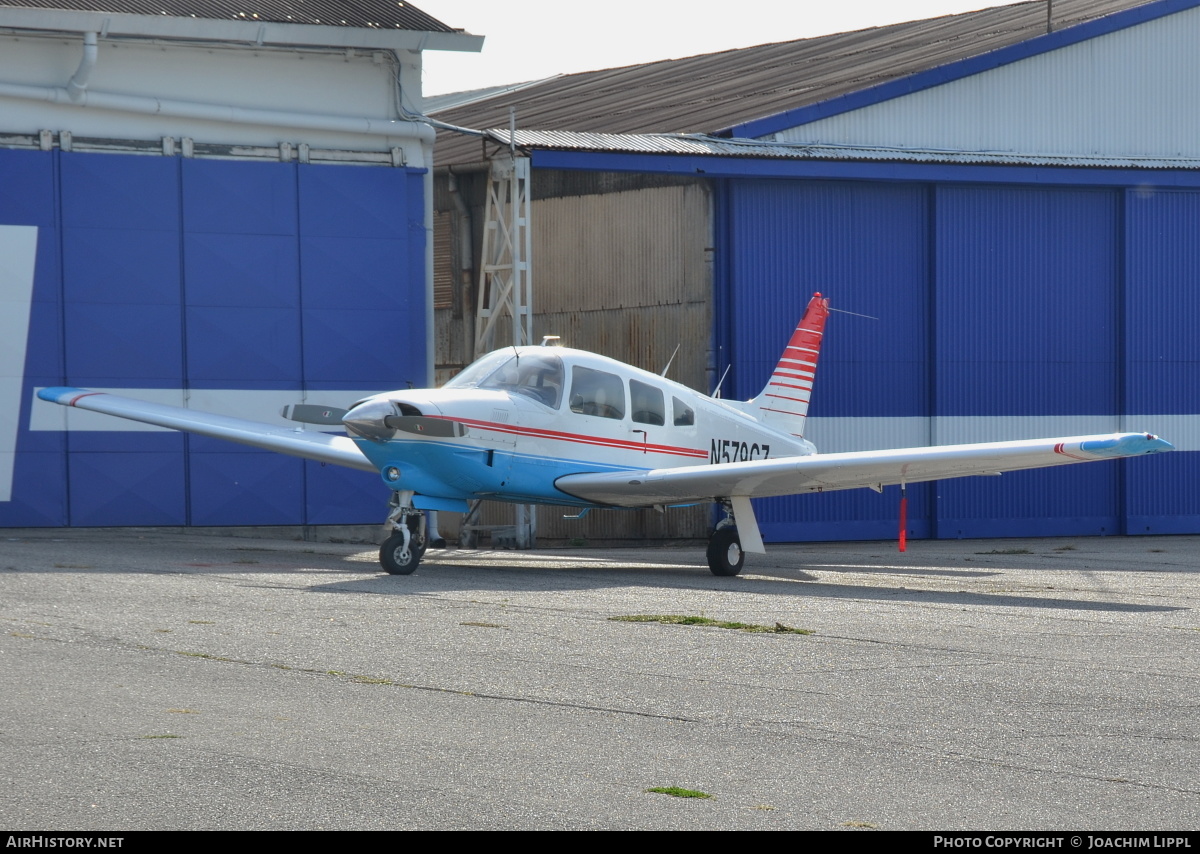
[0,0,480,528]
[430,0,1200,544]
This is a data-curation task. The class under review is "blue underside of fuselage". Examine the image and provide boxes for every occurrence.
[352,437,644,507]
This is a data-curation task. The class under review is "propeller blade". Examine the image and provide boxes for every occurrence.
[383,415,466,438]
[280,404,349,425]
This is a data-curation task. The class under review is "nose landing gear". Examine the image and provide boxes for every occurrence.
[379,491,426,575]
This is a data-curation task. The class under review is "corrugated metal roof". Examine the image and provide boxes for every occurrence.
[433,0,1153,166]
[423,76,562,114]
[482,128,1200,170]
[0,0,457,30]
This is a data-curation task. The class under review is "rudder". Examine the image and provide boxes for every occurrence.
[748,292,829,438]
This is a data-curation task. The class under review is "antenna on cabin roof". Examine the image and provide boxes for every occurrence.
[660,343,680,378]
[1047,0,1054,33]
[711,363,732,399]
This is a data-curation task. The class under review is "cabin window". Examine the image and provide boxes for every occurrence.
[630,380,665,426]
[673,397,695,427]
[569,366,625,419]
[476,352,564,408]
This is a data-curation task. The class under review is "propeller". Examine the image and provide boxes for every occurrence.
[287,397,470,441]
[279,404,349,425]
[383,415,467,438]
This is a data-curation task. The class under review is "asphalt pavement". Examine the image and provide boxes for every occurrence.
[1,529,1197,830]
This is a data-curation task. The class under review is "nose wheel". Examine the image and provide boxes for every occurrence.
[379,491,426,575]
[380,528,426,575]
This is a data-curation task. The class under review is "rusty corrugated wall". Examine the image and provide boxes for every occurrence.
[528,180,713,543]
[432,170,714,543]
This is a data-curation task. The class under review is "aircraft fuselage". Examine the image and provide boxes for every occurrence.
[342,345,814,510]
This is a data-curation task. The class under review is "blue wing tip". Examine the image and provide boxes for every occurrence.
[1147,435,1175,453]
[1080,433,1174,457]
[37,387,88,403]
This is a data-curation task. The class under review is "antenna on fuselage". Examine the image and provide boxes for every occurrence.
[711,363,732,399]
[660,343,680,378]
[828,306,879,321]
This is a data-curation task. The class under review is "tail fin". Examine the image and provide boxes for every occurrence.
[748,292,829,438]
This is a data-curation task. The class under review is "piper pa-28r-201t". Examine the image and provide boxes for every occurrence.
[39,294,1173,577]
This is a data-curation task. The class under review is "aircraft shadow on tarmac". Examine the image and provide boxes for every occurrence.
[1,533,1186,614]
[297,549,1187,614]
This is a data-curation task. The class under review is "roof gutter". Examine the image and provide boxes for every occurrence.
[0,7,484,53]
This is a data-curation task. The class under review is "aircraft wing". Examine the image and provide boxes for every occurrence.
[555,433,1173,507]
[37,387,376,472]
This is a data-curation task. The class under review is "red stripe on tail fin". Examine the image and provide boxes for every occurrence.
[748,293,829,438]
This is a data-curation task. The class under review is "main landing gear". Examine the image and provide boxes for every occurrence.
[706,502,745,577]
[379,491,426,575]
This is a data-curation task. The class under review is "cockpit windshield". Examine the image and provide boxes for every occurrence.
[442,350,513,390]
[444,350,565,409]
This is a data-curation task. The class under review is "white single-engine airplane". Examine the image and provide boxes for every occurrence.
[39,294,1172,576]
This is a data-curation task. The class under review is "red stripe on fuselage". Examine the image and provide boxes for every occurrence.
[427,415,708,459]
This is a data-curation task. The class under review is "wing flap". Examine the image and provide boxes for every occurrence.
[555,433,1173,507]
[37,387,375,472]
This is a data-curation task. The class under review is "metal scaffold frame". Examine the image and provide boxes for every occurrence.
[463,153,536,549]
[474,155,533,354]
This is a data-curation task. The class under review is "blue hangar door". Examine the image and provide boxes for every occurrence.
[720,178,1184,542]
[0,148,428,528]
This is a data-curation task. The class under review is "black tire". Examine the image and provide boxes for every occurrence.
[380,531,424,575]
[707,527,744,577]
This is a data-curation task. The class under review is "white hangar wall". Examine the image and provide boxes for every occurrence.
[0,15,463,528]
[0,17,438,158]
[768,2,1200,160]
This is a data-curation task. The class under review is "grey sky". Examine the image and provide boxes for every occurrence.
[415,0,1002,95]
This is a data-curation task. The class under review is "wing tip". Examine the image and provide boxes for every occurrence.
[1079,433,1174,458]
[37,386,91,404]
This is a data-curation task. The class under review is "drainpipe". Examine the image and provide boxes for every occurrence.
[420,134,447,547]
[422,138,435,390]
[66,32,97,102]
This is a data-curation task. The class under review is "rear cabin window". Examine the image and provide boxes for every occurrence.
[630,380,665,426]
[569,366,625,420]
[673,397,695,427]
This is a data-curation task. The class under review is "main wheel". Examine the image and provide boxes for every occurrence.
[707,527,745,577]
[380,531,425,575]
